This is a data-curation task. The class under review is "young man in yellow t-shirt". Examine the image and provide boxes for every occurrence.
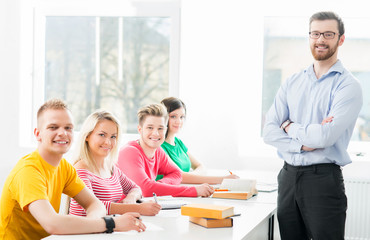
[0,99,145,240]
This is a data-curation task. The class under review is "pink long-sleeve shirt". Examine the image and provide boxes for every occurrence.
[117,140,197,197]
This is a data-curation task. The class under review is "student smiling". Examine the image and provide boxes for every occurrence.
[0,99,145,239]
[69,110,161,216]
[117,103,214,197]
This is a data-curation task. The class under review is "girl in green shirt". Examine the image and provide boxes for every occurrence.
[159,97,239,184]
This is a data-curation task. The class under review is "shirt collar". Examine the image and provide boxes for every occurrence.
[306,60,344,81]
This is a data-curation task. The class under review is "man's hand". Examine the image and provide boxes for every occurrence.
[114,212,146,232]
[301,146,315,151]
[321,116,333,125]
[284,122,292,133]
[195,183,214,197]
[301,116,333,152]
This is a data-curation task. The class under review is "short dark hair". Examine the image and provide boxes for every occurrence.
[309,11,345,36]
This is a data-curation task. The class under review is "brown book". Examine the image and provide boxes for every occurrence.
[181,204,234,219]
[189,216,233,228]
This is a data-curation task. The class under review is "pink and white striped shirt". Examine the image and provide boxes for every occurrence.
[69,166,140,216]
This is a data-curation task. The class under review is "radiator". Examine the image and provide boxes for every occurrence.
[345,179,370,240]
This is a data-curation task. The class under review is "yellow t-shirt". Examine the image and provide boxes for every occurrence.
[0,150,85,240]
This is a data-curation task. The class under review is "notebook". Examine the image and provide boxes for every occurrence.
[138,196,188,210]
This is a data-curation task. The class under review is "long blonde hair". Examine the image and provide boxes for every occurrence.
[73,110,121,173]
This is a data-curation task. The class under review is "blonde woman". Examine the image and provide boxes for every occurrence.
[69,110,161,216]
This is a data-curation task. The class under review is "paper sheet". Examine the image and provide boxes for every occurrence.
[112,221,164,235]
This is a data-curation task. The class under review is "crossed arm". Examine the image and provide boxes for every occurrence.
[263,78,362,153]
[284,116,334,152]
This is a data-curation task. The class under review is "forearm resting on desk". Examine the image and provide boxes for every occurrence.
[110,202,161,216]
[73,188,106,218]
[30,200,146,234]
[29,199,107,234]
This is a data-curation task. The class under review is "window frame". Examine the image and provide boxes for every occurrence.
[19,0,180,147]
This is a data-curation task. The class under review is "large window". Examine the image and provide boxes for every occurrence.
[262,16,370,143]
[19,0,180,147]
[45,16,171,132]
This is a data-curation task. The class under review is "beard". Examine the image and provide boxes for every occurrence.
[311,40,339,61]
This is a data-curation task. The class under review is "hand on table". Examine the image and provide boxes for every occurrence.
[195,183,214,197]
[114,212,146,232]
[138,202,161,216]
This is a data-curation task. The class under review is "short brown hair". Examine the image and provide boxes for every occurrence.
[37,98,69,122]
[310,11,345,36]
[137,103,168,126]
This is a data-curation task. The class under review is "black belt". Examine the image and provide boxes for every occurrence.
[283,161,340,172]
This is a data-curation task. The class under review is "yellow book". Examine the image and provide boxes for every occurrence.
[181,204,234,219]
[189,217,233,228]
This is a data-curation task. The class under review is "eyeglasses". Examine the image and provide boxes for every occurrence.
[309,31,338,39]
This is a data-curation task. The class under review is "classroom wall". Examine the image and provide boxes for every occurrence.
[0,0,30,190]
[1,0,370,192]
[178,0,370,175]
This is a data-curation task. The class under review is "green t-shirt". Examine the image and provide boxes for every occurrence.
[156,137,191,181]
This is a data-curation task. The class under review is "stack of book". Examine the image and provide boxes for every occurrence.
[181,203,234,228]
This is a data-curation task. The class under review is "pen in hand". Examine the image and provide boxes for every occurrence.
[228,170,233,175]
[153,193,158,204]
[215,189,229,192]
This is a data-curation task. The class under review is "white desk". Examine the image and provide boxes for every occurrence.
[45,169,280,240]
[44,196,277,240]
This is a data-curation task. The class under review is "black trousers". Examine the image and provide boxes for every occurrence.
[277,162,347,240]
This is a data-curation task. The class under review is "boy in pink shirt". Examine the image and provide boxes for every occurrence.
[117,103,214,197]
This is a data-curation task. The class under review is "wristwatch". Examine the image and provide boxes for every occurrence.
[102,216,115,233]
[280,119,293,133]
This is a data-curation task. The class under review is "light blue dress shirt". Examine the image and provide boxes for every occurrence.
[263,60,363,166]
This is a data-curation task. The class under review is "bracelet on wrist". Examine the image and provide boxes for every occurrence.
[102,216,115,233]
